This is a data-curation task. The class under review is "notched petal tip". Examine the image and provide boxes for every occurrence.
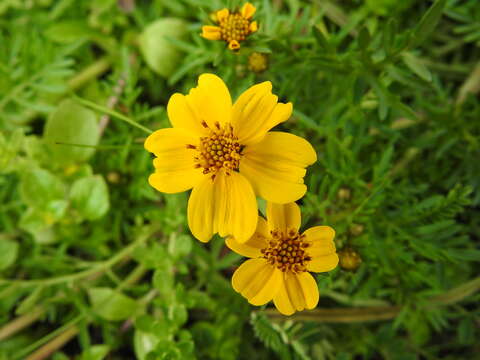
[201,25,222,40]
[216,8,230,22]
[228,40,241,51]
[241,2,257,19]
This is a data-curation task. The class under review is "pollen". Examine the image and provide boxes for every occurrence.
[219,13,250,43]
[260,228,311,273]
[189,122,242,177]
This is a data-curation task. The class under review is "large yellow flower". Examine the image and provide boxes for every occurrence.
[144,74,316,243]
[201,2,258,51]
[226,202,338,315]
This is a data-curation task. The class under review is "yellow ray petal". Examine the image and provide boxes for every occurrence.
[240,132,316,203]
[249,21,258,33]
[201,25,222,40]
[216,8,229,22]
[307,253,339,273]
[186,73,232,129]
[232,258,281,306]
[303,226,338,272]
[228,40,240,51]
[273,272,319,314]
[144,128,203,193]
[266,202,301,233]
[226,216,269,258]
[187,170,257,243]
[167,93,208,136]
[241,2,256,19]
[232,82,292,145]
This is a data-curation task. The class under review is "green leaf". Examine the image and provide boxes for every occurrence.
[0,238,19,270]
[411,0,447,47]
[88,287,137,321]
[70,175,110,220]
[139,18,188,78]
[312,26,332,53]
[44,99,100,165]
[19,208,57,244]
[20,168,66,210]
[44,20,93,43]
[80,345,110,360]
[168,234,192,259]
[134,330,159,360]
[402,53,432,81]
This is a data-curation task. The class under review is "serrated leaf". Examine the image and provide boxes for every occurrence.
[44,99,100,165]
[70,175,109,220]
[88,287,137,321]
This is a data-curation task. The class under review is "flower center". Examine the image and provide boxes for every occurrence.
[188,121,242,177]
[219,13,250,42]
[261,229,311,273]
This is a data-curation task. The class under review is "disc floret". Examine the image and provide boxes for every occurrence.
[261,228,312,273]
[189,122,241,177]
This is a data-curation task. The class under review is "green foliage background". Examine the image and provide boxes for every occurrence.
[1,0,479,359]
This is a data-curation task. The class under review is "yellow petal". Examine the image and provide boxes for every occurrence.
[249,21,258,33]
[303,226,338,272]
[228,40,240,51]
[241,2,256,19]
[226,216,269,258]
[273,272,319,315]
[266,202,301,233]
[232,82,292,145]
[201,25,222,40]
[167,93,208,136]
[307,253,339,273]
[216,8,229,22]
[187,170,257,243]
[240,132,317,203]
[232,258,281,306]
[186,73,232,129]
[145,128,203,193]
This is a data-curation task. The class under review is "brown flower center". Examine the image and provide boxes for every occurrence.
[188,121,241,177]
[261,229,311,273]
[219,13,250,42]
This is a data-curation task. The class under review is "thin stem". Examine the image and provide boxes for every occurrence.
[0,306,45,341]
[263,276,480,323]
[67,57,111,91]
[73,95,153,134]
[0,226,158,288]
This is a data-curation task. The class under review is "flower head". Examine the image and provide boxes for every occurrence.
[144,74,316,243]
[202,2,258,50]
[226,202,338,315]
[248,52,268,73]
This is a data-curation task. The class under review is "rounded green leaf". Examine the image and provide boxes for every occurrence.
[20,167,66,210]
[44,99,100,165]
[0,239,19,270]
[88,287,137,321]
[139,18,188,78]
[70,175,110,220]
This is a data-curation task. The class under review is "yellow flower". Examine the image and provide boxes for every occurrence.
[201,2,258,50]
[226,202,338,315]
[144,74,316,243]
[248,52,268,73]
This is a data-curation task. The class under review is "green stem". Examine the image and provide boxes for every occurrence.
[0,306,45,341]
[0,226,157,288]
[68,57,111,91]
[73,95,153,134]
[264,276,480,323]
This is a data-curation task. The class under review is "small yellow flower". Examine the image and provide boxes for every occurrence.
[201,2,258,50]
[248,52,268,73]
[338,247,362,271]
[226,202,338,315]
[144,74,316,243]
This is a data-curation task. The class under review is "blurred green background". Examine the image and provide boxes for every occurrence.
[0,0,479,359]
